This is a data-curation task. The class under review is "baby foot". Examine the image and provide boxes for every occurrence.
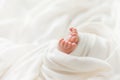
[58,39,77,54]
[68,27,79,44]
[58,27,79,54]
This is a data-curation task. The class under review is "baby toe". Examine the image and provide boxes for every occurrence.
[70,27,77,33]
[75,37,79,43]
[70,36,77,43]
[64,41,69,48]
[70,27,74,31]
[71,33,77,36]
[72,43,77,48]
[67,42,72,48]
[73,36,79,42]
[59,38,64,44]
[60,39,65,47]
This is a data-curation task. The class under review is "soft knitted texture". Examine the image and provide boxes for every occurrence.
[41,40,112,80]
[71,33,111,59]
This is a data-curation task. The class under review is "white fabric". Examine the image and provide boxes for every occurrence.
[42,40,112,80]
[0,0,120,80]
[42,24,113,80]
[71,32,111,59]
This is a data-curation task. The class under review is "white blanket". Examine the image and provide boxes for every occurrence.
[0,0,120,80]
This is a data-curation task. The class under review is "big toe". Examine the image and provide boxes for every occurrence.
[59,39,65,47]
[72,43,77,48]
[70,27,78,33]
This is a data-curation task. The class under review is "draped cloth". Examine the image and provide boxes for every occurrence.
[0,0,120,80]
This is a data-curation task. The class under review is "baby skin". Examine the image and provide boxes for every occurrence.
[58,27,79,54]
